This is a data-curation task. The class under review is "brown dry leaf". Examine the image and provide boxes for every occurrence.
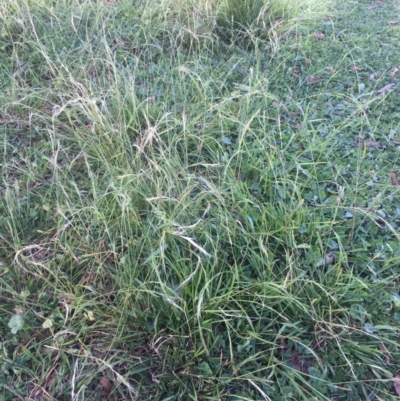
[49,153,57,170]
[100,377,113,401]
[114,37,125,47]
[13,61,27,77]
[134,345,148,354]
[368,1,384,9]
[290,351,314,373]
[393,375,400,396]
[378,343,391,364]
[377,83,396,93]
[350,65,362,71]
[289,110,302,118]
[341,81,353,88]
[290,351,302,372]
[313,33,325,40]
[308,76,322,84]
[390,172,399,186]
[390,66,399,79]
[81,271,96,285]
[378,343,386,351]
[13,68,22,77]
[356,141,386,149]
[365,141,385,148]
[45,101,55,110]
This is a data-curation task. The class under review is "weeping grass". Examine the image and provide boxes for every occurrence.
[1,0,400,400]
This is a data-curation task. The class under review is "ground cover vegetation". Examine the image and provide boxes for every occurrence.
[1,0,400,399]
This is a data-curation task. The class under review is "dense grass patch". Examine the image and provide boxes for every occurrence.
[1,0,400,400]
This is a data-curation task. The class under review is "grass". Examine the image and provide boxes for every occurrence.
[1,0,400,399]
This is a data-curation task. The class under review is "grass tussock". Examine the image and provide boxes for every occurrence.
[1,0,400,400]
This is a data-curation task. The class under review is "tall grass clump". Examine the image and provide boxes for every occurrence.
[1,0,400,400]
[213,0,331,44]
[153,0,332,51]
